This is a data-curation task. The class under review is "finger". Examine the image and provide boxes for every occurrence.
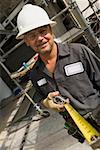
[56,104,65,111]
[64,98,70,104]
[57,107,65,112]
[48,91,59,99]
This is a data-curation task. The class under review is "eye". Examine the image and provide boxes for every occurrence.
[27,32,37,40]
[40,29,45,33]
[40,29,47,35]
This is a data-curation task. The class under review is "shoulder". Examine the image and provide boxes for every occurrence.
[66,43,87,50]
[63,42,86,54]
[65,42,92,54]
[29,59,41,79]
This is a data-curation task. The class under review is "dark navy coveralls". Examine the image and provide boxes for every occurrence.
[30,42,100,114]
[30,43,100,141]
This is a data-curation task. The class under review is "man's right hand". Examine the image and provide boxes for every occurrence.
[42,91,66,112]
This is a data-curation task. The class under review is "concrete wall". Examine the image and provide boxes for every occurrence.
[0,77,12,102]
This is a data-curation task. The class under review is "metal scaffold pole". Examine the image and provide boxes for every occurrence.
[0,61,50,117]
[63,0,100,56]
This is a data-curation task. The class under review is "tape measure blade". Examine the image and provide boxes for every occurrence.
[64,103,100,143]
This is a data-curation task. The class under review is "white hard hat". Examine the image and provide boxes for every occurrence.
[16,4,56,39]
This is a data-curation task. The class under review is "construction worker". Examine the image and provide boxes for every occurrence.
[16,4,100,143]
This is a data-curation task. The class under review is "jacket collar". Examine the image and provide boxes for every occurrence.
[57,42,70,57]
[35,42,70,74]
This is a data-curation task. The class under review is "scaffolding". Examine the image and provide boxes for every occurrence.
[0,1,100,149]
[0,0,100,124]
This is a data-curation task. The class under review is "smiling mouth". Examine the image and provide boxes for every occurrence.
[39,42,47,48]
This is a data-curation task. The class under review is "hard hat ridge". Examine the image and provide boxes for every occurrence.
[16,4,56,39]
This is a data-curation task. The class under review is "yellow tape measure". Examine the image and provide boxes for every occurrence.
[64,103,100,143]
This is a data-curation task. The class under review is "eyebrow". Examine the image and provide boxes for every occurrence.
[26,25,48,35]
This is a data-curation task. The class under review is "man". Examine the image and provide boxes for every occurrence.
[16,4,100,143]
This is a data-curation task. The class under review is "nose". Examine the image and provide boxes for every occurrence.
[37,33,44,41]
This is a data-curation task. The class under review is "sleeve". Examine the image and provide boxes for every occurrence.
[82,44,100,89]
[29,68,46,103]
[32,86,46,103]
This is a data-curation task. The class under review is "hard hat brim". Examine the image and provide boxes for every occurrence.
[16,20,56,40]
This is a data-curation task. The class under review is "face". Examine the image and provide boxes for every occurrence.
[24,25,55,55]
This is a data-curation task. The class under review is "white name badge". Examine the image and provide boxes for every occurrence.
[64,62,84,76]
[37,78,47,86]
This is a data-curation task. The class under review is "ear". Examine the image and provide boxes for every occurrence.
[24,38,30,46]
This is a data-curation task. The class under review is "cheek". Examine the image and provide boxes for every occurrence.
[44,33,52,40]
[30,42,38,51]
[24,39,38,51]
[28,40,36,48]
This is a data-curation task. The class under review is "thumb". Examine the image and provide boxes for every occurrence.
[48,91,59,99]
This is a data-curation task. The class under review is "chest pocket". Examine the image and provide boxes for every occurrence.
[37,78,47,86]
[64,62,84,76]
[37,78,55,96]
